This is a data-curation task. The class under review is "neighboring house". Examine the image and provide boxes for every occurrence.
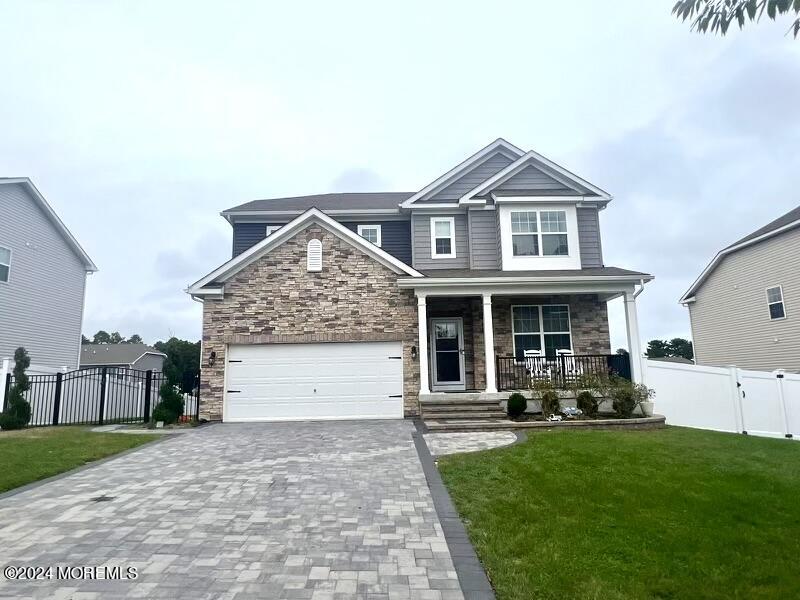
[80,344,167,372]
[648,356,694,365]
[681,205,800,373]
[188,139,653,422]
[0,178,97,370]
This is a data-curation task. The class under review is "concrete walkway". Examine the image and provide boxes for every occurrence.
[0,421,465,600]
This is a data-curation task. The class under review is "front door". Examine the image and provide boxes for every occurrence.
[429,317,465,391]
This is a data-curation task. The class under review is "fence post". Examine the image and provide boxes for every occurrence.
[774,370,792,439]
[98,367,107,426]
[194,372,201,421]
[728,366,744,434]
[52,372,63,426]
[0,358,10,411]
[143,370,153,422]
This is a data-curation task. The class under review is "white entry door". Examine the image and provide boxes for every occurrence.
[429,317,465,391]
[224,342,404,422]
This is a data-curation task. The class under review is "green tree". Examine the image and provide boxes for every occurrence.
[126,334,143,344]
[616,348,629,356]
[91,330,112,344]
[154,337,200,391]
[673,0,800,37]
[645,339,672,359]
[81,334,90,345]
[668,337,695,360]
[0,347,32,430]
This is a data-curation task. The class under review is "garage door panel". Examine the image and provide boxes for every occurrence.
[225,341,403,422]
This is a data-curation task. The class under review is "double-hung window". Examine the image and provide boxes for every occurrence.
[511,304,572,360]
[766,286,786,320]
[431,217,456,258]
[357,224,382,247]
[510,210,569,257]
[0,246,10,283]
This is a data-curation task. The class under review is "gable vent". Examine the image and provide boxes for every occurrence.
[307,239,322,272]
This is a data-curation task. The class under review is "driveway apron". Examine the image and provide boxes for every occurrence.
[0,421,465,599]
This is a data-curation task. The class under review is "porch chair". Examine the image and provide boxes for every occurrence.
[556,349,583,385]
[523,349,552,384]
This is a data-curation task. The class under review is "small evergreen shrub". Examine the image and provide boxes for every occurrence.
[0,347,32,431]
[576,390,599,417]
[506,392,527,418]
[606,379,655,418]
[540,390,561,417]
[151,382,185,425]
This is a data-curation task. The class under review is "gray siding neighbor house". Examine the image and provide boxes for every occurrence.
[681,205,800,373]
[80,344,166,372]
[0,178,97,371]
[188,138,653,423]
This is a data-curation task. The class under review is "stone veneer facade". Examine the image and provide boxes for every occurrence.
[200,224,419,420]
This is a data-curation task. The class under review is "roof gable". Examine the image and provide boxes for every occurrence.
[460,151,612,204]
[399,138,524,207]
[80,344,166,366]
[680,204,800,303]
[188,208,423,295]
[0,178,97,272]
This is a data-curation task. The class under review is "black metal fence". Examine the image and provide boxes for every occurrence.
[496,354,632,391]
[3,367,200,427]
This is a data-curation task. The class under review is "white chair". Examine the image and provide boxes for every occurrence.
[556,349,582,382]
[523,349,551,383]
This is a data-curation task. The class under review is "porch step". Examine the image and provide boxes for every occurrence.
[422,401,503,411]
[423,411,507,420]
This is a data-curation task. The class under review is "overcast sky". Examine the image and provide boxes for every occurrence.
[1,1,798,350]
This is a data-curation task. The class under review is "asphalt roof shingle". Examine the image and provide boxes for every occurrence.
[725,205,800,249]
[224,192,415,213]
[80,344,165,366]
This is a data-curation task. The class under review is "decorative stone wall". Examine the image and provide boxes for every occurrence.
[491,294,611,357]
[201,225,419,420]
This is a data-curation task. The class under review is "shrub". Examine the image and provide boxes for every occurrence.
[506,392,527,418]
[604,379,655,418]
[0,348,32,431]
[540,390,561,417]
[576,390,599,417]
[151,382,185,425]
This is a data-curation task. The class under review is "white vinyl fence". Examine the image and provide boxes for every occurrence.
[647,359,800,439]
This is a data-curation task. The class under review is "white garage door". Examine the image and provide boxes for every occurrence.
[225,342,404,422]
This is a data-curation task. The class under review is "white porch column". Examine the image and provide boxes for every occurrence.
[482,293,497,393]
[623,291,645,383]
[417,294,430,395]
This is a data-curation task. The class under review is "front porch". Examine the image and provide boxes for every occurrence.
[398,274,647,398]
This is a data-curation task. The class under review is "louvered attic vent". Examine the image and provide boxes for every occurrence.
[307,239,322,272]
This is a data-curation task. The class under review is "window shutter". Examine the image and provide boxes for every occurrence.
[307,239,322,272]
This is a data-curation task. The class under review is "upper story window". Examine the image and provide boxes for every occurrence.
[357,224,382,247]
[265,225,282,236]
[766,286,786,320]
[431,217,456,259]
[511,210,568,257]
[0,246,10,283]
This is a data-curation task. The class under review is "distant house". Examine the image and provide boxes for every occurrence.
[648,356,694,365]
[681,205,800,373]
[0,178,97,371]
[80,344,166,372]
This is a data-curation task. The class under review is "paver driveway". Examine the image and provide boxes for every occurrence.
[0,421,464,600]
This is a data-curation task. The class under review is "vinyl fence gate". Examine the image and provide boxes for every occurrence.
[2,367,200,427]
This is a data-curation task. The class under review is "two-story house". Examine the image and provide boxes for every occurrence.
[188,139,653,422]
[681,204,800,373]
[0,178,97,372]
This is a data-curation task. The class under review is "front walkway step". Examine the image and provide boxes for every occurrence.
[422,402,504,411]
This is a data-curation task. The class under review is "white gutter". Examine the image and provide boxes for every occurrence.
[398,274,653,289]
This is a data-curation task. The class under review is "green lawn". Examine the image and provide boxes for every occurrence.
[438,427,800,600]
[0,427,159,493]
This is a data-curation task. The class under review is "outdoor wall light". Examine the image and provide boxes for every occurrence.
[208,350,216,367]
[411,345,417,359]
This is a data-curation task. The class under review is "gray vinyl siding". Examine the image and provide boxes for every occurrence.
[0,183,87,369]
[576,207,604,267]
[411,213,470,270]
[468,209,500,269]
[422,154,514,202]
[493,165,570,192]
[688,226,800,373]
[131,353,166,372]
[232,220,413,265]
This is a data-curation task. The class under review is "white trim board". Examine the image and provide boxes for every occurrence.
[187,207,423,295]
